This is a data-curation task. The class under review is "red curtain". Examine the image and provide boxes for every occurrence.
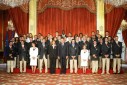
[37,8,96,37]
[8,7,29,36]
[105,8,125,37]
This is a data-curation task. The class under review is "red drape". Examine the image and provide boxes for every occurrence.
[8,7,29,36]
[37,8,96,37]
[105,8,125,37]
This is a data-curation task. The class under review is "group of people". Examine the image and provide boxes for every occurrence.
[5,30,122,74]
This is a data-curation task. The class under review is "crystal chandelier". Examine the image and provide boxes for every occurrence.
[105,0,127,7]
[0,0,29,8]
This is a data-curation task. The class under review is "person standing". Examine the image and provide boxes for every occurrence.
[80,45,89,73]
[69,39,79,73]
[38,38,48,73]
[29,42,38,73]
[48,40,58,74]
[75,36,81,69]
[6,41,15,73]
[112,36,122,74]
[90,40,100,74]
[58,38,68,74]
[19,40,27,73]
[101,37,111,74]
[98,38,103,69]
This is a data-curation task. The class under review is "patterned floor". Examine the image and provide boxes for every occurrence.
[0,72,127,85]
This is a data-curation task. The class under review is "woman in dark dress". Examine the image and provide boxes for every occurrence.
[48,40,58,74]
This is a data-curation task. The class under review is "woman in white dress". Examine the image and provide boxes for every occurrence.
[80,45,89,73]
[29,42,38,73]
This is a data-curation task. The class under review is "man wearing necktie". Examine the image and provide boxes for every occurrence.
[6,41,15,73]
[19,41,27,73]
[58,38,68,74]
[69,39,79,73]
[101,37,111,74]
[90,40,100,74]
[38,38,48,73]
[112,36,122,74]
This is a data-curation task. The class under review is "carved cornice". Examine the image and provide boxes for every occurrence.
[0,0,127,14]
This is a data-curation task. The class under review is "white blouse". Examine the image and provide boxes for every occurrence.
[29,47,38,58]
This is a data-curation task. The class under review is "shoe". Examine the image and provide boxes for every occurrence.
[117,72,121,74]
[106,72,110,74]
[101,72,104,74]
[113,72,116,74]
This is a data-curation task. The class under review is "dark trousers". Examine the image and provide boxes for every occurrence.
[50,58,56,74]
[60,57,66,74]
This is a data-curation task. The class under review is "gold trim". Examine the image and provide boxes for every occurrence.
[37,5,96,14]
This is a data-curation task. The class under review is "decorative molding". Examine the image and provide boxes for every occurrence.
[0,0,96,13]
[37,0,96,13]
[0,0,127,14]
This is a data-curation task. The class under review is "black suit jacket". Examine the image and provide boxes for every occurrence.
[112,41,122,58]
[90,45,100,60]
[69,44,79,59]
[98,43,103,56]
[13,42,19,57]
[48,45,58,59]
[75,42,80,55]
[18,45,27,61]
[58,43,68,58]
[101,42,111,58]
[38,42,48,59]
[6,46,15,60]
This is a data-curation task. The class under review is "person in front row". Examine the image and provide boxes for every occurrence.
[29,42,38,73]
[81,44,89,73]
[90,40,100,74]
[38,38,48,73]
[101,37,111,74]
[112,36,122,74]
[69,39,79,73]
[58,38,68,74]
[19,40,27,73]
[6,41,15,73]
[48,40,58,74]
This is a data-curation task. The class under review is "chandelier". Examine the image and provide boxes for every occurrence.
[104,0,127,7]
[0,0,29,8]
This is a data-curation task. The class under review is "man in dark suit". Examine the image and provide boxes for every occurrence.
[38,38,48,73]
[90,40,100,74]
[6,41,15,73]
[18,40,27,73]
[101,37,111,74]
[27,37,33,67]
[75,36,81,69]
[55,36,61,69]
[112,36,122,74]
[69,39,79,73]
[98,38,103,69]
[48,40,58,74]
[58,38,68,74]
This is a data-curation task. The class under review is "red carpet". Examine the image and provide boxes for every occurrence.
[13,68,124,74]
